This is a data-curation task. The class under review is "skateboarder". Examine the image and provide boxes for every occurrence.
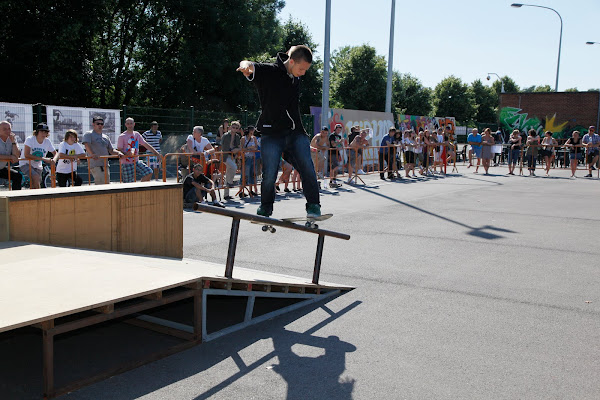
[237,45,321,218]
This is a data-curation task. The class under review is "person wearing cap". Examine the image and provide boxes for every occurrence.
[237,45,321,218]
[0,120,22,190]
[582,126,600,177]
[82,116,123,185]
[18,123,56,189]
[310,126,329,180]
[142,121,162,179]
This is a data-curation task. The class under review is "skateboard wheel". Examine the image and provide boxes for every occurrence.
[270,227,276,233]
[262,225,268,232]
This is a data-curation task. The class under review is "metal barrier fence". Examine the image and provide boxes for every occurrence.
[3,143,599,191]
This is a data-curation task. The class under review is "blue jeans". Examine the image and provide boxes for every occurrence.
[508,149,521,165]
[260,130,320,212]
[245,156,256,184]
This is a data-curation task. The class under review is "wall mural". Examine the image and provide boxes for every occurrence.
[499,107,589,139]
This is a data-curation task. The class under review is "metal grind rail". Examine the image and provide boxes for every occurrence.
[192,203,351,284]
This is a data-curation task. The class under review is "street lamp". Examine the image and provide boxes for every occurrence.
[511,3,563,92]
[486,73,505,93]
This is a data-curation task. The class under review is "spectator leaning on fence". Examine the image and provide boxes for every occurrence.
[117,118,159,183]
[310,126,329,180]
[0,120,22,190]
[82,116,123,185]
[53,129,86,187]
[507,129,522,175]
[186,125,215,175]
[526,129,540,176]
[142,121,162,179]
[379,127,395,180]
[582,126,600,178]
[19,123,56,189]
[467,128,482,173]
[221,121,242,200]
[565,131,582,178]
[241,125,258,196]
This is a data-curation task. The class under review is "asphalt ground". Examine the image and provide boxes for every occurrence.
[5,163,600,399]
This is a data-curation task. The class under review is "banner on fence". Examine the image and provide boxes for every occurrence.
[310,107,394,147]
[46,105,121,145]
[0,102,34,143]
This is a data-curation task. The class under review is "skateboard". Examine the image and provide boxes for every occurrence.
[252,213,333,233]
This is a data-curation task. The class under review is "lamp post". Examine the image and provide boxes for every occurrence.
[511,3,563,92]
[486,73,505,93]
[585,42,600,128]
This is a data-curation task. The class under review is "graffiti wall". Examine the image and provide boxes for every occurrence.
[499,107,589,139]
[310,107,394,146]
[499,92,600,139]
[397,115,456,135]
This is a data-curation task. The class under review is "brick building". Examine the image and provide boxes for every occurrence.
[499,92,600,138]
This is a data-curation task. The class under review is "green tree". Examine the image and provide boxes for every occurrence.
[470,79,497,123]
[491,76,519,95]
[330,45,387,111]
[392,72,432,116]
[522,84,552,93]
[433,76,475,125]
[564,88,579,92]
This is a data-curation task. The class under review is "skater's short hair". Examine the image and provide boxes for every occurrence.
[288,45,313,64]
[230,120,241,128]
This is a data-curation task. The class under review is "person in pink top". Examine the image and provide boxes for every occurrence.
[117,117,160,183]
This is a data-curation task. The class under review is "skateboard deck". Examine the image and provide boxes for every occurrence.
[252,213,333,232]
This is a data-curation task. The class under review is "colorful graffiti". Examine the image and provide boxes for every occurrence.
[397,115,456,134]
[499,107,587,139]
[310,106,395,146]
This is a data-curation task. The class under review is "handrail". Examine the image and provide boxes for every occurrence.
[193,203,350,284]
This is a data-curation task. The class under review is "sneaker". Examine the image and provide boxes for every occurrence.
[585,173,592,177]
[346,178,353,184]
[224,195,233,200]
[284,188,291,193]
[212,201,225,208]
[317,173,324,179]
[357,169,365,175]
[306,203,321,218]
[257,205,272,217]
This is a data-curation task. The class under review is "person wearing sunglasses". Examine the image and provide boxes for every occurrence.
[82,116,123,184]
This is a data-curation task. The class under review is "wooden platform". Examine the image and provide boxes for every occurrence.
[0,241,352,398]
[0,242,351,334]
[0,181,183,258]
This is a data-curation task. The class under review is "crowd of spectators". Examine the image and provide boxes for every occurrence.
[1,119,599,210]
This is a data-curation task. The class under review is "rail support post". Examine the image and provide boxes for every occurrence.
[313,234,325,284]
[225,217,240,278]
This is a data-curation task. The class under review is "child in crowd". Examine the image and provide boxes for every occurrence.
[19,123,56,189]
[53,129,86,187]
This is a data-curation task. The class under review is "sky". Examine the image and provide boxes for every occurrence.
[279,0,600,92]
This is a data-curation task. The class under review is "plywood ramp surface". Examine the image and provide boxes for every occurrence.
[0,242,351,333]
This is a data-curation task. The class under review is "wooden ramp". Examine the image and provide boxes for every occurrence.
[0,242,353,398]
